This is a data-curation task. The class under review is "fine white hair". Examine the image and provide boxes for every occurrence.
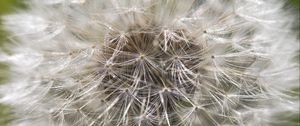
[0,0,299,126]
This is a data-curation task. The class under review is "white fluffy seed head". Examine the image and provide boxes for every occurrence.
[0,0,299,126]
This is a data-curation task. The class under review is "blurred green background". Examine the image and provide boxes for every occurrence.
[0,0,299,126]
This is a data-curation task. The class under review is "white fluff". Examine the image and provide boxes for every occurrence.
[0,0,299,126]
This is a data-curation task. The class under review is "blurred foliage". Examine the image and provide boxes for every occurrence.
[0,0,26,15]
[0,104,12,126]
[0,63,8,85]
[289,0,300,8]
[0,0,299,126]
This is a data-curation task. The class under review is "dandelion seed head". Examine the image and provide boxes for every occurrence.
[0,0,299,126]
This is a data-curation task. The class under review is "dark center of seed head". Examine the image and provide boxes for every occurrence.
[139,54,145,59]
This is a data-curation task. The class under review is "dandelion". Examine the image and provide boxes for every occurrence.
[0,0,299,126]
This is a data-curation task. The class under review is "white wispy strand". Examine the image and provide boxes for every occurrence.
[0,0,299,126]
